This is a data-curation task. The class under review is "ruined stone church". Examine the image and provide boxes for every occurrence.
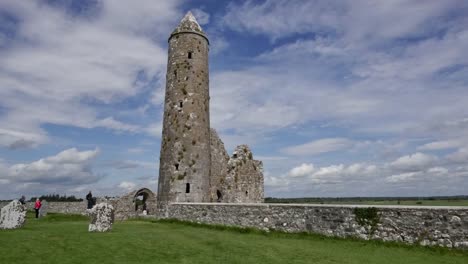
[157,12,264,205]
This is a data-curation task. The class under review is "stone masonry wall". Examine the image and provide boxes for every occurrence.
[0,201,88,215]
[166,203,468,249]
[209,128,230,202]
[209,130,264,203]
[223,145,264,203]
[1,201,96,215]
[4,200,467,249]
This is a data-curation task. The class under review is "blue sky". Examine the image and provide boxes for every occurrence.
[1,0,468,199]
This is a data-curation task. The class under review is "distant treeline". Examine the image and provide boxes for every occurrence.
[29,194,83,202]
[264,195,468,203]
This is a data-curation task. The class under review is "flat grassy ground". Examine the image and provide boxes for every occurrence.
[0,213,467,264]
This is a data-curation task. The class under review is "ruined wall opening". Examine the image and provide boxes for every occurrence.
[134,192,148,213]
[179,101,183,108]
[188,52,192,59]
[175,163,179,171]
[186,183,191,193]
[216,190,222,202]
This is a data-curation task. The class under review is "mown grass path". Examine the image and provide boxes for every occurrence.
[0,213,467,264]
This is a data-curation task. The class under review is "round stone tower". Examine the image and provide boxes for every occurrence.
[157,12,211,205]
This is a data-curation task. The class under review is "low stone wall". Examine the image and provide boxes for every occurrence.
[28,201,88,214]
[166,203,468,249]
[0,201,87,215]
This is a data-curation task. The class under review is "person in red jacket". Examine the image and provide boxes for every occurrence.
[34,198,42,218]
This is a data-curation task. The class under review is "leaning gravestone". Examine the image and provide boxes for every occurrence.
[0,200,26,230]
[88,203,114,232]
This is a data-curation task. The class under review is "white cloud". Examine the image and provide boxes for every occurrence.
[390,152,437,171]
[1,1,468,198]
[419,139,464,150]
[0,0,179,147]
[427,167,449,175]
[215,0,468,141]
[45,148,100,164]
[118,181,136,191]
[283,162,377,186]
[95,117,140,133]
[223,0,463,44]
[289,163,315,177]
[191,8,210,25]
[105,160,155,170]
[447,148,468,163]
[145,122,163,138]
[266,157,467,197]
[127,148,146,154]
[2,148,100,185]
[283,138,353,156]
[385,172,421,183]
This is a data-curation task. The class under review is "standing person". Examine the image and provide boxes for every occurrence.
[86,191,93,209]
[34,198,42,218]
[19,195,26,205]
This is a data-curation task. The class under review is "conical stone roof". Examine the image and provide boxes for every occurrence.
[170,11,208,43]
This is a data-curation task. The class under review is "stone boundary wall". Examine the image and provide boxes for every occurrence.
[0,201,87,215]
[166,203,468,249]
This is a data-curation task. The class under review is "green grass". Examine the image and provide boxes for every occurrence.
[0,213,467,264]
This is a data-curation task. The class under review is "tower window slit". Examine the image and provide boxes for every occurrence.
[174,70,177,78]
[174,163,179,171]
[179,101,183,108]
[186,183,190,193]
[188,52,192,59]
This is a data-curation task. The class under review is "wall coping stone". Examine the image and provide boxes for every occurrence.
[172,202,468,210]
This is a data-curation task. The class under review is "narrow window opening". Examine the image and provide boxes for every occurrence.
[174,163,179,171]
[188,52,192,59]
[179,101,183,108]
[174,70,177,78]
[186,183,190,193]
[245,191,248,196]
[216,190,222,202]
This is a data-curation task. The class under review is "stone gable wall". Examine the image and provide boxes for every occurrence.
[166,203,468,249]
[209,131,264,203]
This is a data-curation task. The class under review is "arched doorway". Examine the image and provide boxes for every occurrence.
[133,188,153,214]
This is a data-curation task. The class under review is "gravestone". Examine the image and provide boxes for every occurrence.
[0,200,26,229]
[88,203,114,232]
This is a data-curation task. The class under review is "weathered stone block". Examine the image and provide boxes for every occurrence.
[0,200,26,230]
[88,203,114,232]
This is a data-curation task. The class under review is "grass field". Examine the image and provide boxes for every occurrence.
[0,213,467,264]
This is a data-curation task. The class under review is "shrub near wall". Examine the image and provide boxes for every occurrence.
[166,203,468,249]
